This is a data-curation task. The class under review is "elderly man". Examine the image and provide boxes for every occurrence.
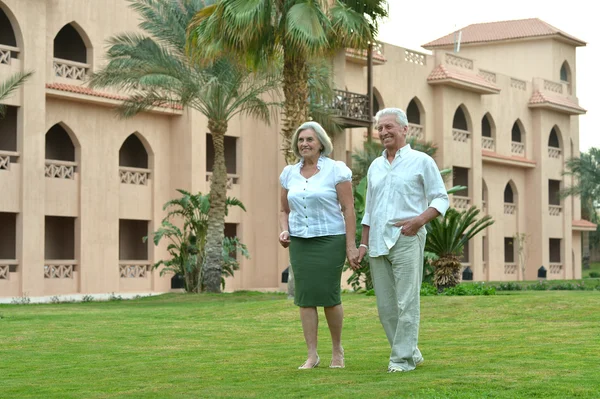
[357,108,449,373]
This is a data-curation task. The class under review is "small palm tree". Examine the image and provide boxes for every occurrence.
[425,206,494,292]
[0,71,33,117]
[187,0,388,164]
[89,0,279,293]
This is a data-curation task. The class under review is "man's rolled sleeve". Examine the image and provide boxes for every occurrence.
[424,158,449,217]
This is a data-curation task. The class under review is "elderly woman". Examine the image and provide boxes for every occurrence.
[279,121,359,370]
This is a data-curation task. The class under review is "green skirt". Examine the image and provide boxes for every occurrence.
[289,234,346,307]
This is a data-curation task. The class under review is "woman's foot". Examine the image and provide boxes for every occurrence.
[329,347,345,368]
[298,355,320,369]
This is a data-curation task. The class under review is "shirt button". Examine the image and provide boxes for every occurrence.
[304,206,306,209]
[305,216,308,218]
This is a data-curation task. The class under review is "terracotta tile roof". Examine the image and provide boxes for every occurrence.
[482,150,536,165]
[423,18,586,48]
[529,90,586,114]
[45,83,183,110]
[572,219,597,230]
[427,64,500,93]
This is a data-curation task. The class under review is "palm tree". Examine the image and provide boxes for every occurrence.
[425,206,494,292]
[187,0,388,164]
[89,0,279,293]
[0,71,33,117]
[562,147,600,248]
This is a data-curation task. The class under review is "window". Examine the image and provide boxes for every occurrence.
[511,121,522,142]
[560,61,570,83]
[548,128,560,148]
[504,237,515,263]
[54,24,87,63]
[504,183,514,203]
[481,114,492,138]
[549,239,561,263]
[452,167,469,197]
[452,107,468,130]
[548,180,561,206]
[120,134,149,169]
[407,99,421,125]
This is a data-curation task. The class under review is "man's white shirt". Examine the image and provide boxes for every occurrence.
[361,144,449,257]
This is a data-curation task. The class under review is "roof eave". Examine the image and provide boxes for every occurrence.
[427,78,500,95]
[528,102,586,115]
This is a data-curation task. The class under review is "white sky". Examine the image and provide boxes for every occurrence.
[377,0,599,152]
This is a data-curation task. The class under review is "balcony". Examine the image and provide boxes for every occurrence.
[549,263,563,275]
[0,44,19,66]
[452,128,470,143]
[120,167,152,220]
[511,142,525,156]
[548,147,562,159]
[53,58,89,82]
[452,196,471,210]
[330,89,370,128]
[408,123,424,140]
[345,42,386,66]
[504,263,517,275]
[504,203,516,215]
[549,205,562,216]
[481,137,495,151]
[119,261,153,292]
[0,260,19,297]
[44,260,79,295]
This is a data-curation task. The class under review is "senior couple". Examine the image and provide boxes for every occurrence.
[279,107,449,372]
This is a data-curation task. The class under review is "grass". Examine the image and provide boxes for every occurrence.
[582,261,600,278]
[1,291,600,399]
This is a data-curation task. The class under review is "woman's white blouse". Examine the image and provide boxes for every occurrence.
[280,156,352,238]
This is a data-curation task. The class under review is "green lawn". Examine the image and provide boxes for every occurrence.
[582,261,600,278]
[1,291,599,399]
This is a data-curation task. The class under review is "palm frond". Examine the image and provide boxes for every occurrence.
[0,71,34,117]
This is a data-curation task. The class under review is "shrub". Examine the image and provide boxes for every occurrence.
[495,282,523,291]
[441,282,496,296]
[589,271,600,278]
[527,281,549,291]
[420,283,438,296]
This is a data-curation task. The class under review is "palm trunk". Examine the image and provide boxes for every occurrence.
[281,47,309,165]
[433,255,462,293]
[203,119,228,293]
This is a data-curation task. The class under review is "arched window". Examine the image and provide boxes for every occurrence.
[482,178,489,213]
[0,5,20,62]
[481,115,492,138]
[548,127,560,148]
[119,134,148,169]
[407,99,421,125]
[511,121,522,142]
[481,113,496,151]
[372,87,383,117]
[45,123,78,179]
[504,183,514,203]
[560,61,571,83]
[452,106,468,131]
[53,23,91,81]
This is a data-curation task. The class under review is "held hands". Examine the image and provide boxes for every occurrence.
[357,245,367,264]
[393,216,424,236]
[279,231,291,248]
[347,246,360,271]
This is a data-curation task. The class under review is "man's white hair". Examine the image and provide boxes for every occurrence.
[375,108,408,128]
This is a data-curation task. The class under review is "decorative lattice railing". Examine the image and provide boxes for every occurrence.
[504,203,516,215]
[119,262,151,278]
[548,147,562,158]
[445,53,473,70]
[45,160,76,179]
[478,69,497,83]
[452,128,470,143]
[452,196,471,210]
[481,137,495,151]
[504,263,517,275]
[0,260,17,280]
[44,261,76,279]
[0,150,19,170]
[549,205,562,216]
[120,167,150,185]
[549,263,563,274]
[0,44,19,65]
[331,89,369,122]
[511,141,525,155]
[511,78,526,90]
[404,50,426,66]
[407,123,424,140]
[53,58,89,81]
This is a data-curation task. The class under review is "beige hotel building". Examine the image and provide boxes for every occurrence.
[0,0,596,299]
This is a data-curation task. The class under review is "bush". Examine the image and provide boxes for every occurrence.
[549,282,586,291]
[589,272,600,278]
[527,281,549,291]
[420,283,438,296]
[441,282,496,296]
[495,282,523,291]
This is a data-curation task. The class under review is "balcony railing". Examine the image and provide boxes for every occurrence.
[53,58,90,81]
[0,44,19,65]
[45,160,77,179]
[205,172,240,189]
[120,166,151,185]
[452,128,470,143]
[404,50,426,66]
[549,263,563,274]
[331,89,370,123]
[548,147,562,158]
[504,203,516,215]
[0,260,17,280]
[408,123,424,140]
[481,137,495,151]
[0,150,19,170]
[453,195,471,210]
[504,263,517,275]
[549,205,562,216]
[511,141,525,155]
[44,261,76,279]
[119,261,151,278]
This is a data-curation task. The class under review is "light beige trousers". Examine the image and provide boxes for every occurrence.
[369,230,426,371]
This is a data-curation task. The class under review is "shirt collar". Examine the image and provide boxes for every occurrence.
[382,144,411,159]
[299,155,324,169]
